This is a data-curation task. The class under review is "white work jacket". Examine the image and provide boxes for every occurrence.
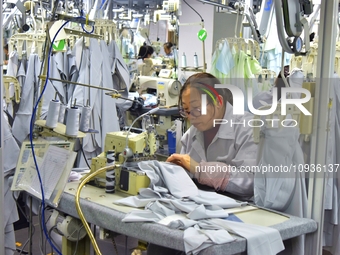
[180,102,258,198]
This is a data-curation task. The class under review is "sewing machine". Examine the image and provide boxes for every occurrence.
[90,126,158,195]
[135,75,181,107]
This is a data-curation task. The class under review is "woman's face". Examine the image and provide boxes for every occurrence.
[181,87,222,131]
[164,46,171,55]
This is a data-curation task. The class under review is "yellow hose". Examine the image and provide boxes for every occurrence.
[75,165,116,255]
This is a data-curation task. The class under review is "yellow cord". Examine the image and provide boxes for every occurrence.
[75,164,116,255]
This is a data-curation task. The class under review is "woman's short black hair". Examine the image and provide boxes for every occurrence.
[163,42,173,50]
[179,72,233,108]
[138,45,154,60]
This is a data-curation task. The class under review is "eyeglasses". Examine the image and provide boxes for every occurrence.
[179,104,210,118]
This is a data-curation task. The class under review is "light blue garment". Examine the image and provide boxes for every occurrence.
[216,41,234,75]
[12,54,41,144]
[254,126,307,255]
[100,40,120,147]
[6,51,19,118]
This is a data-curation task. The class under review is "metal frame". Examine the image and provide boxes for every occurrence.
[0,2,5,254]
[307,1,338,255]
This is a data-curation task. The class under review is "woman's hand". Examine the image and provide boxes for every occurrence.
[166,154,199,174]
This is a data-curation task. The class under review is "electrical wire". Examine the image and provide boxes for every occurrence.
[48,225,61,252]
[182,0,204,22]
[81,144,92,169]
[75,164,116,255]
[72,225,85,255]
[29,20,71,255]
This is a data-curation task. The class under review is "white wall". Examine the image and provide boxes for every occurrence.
[178,0,215,80]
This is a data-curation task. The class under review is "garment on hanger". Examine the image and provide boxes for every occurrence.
[12,53,41,144]
[254,125,307,255]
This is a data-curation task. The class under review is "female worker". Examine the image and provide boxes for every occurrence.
[163,42,174,58]
[137,44,154,62]
[147,72,258,255]
[166,72,258,199]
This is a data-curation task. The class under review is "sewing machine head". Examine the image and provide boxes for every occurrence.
[90,128,157,195]
[105,128,157,164]
[135,76,182,107]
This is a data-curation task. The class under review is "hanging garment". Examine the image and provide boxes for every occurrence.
[40,52,66,119]
[6,51,19,118]
[180,102,257,198]
[252,90,274,109]
[100,40,120,147]
[108,40,133,115]
[254,126,307,255]
[3,112,20,175]
[88,38,103,152]
[287,68,304,99]
[322,74,340,254]
[12,53,41,144]
[3,112,20,255]
[216,41,235,76]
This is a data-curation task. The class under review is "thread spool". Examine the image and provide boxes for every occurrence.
[65,107,80,137]
[79,105,92,132]
[106,150,116,194]
[193,52,199,68]
[46,100,60,128]
[181,53,187,68]
[58,104,67,124]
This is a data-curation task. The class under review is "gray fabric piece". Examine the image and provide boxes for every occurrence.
[138,161,199,198]
[146,200,179,216]
[122,209,164,223]
[189,190,244,209]
[5,224,16,255]
[209,218,285,255]
[167,219,198,230]
[114,195,170,208]
[187,204,229,220]
[3,112,20,175]
[183,223,235,255]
